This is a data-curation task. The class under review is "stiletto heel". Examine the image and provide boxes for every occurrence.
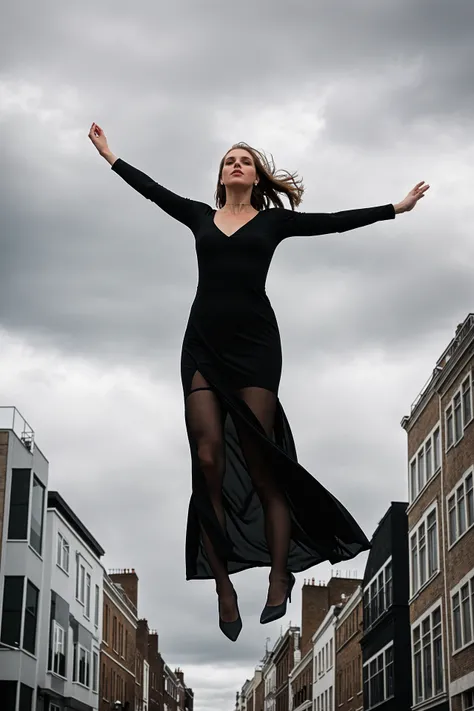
[260,572,295,625]
[219,590,243,641]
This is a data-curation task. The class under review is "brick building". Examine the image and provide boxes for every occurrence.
[272,627,300,711]
[360,502,411,710]
[146,627,164,711]
[335,588,363,711]
[101,569,138,711]
[401,313,474,711]
[289,644,312,711]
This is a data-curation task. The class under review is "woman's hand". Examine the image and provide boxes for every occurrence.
[394,181,430,214]
[88,123,117,165]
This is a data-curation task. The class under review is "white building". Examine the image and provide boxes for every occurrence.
[0,407,49,711]
[262,651,276,711]
[312,606,338,711]
[36,490,105,711]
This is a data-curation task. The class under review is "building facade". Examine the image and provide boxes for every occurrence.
[37,491,105,711]
[311,606,338,711]
[360,502,411,711]
[0,407,48,711]
[335,588,363,711]
[101,569,138,711]
[402,313,474,711]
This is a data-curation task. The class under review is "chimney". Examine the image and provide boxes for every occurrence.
[300,579,330,655]
[109,568,139,610]
[137,619,150,657]
[327,576,362,607]
[175,669,184,685]
[149,631,159,655]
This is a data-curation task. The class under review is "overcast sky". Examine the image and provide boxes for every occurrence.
[1,0,474,709]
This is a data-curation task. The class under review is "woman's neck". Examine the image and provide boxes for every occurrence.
[222,187,254,212]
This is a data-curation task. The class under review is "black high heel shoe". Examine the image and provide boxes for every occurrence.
[219,590,243,642]
[260,573,296,625]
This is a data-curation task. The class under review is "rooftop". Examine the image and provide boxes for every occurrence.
[48,490,105,558]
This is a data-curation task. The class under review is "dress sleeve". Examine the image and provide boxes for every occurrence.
[111,158,205,231]
[275,203,396,241]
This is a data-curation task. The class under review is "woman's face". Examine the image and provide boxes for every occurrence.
[221,148,258,190]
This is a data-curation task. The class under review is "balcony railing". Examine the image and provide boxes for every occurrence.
[0,406,35,452]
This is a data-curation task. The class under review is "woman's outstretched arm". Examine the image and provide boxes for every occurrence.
[88,122,204,229]
[276,181,430,240]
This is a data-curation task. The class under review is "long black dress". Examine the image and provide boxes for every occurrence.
[111,158,395,580]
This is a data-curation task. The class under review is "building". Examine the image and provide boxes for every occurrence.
[360,502,411,710]
[163,664,183,711]
[145,625,164,711]
[273,626,300,711]
[311,605,339,711]
[37,491,105,711]
[175,670,193,711]
[0,407,49,711]
[262,648,276,711]
[401,313,474,711]
[335,588,362,711]
[101,569,138,711]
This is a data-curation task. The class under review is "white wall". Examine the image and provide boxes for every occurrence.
[0,433,49,709]
[37,506,103,711]
[312,610,336,711]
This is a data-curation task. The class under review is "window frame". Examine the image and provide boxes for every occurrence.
[411,601,445,705]
[409,503,439,599]
[29,475,45,557]
[56,532,70,574]
[22,580,39,656]
[49,620,66,678]
[447,466,474,548]
[362,641,394,710]
[409,424,441,504]
[451,568,474,654]
[363,556,393,628]
[445,372,473,453]
[73,644,91,688]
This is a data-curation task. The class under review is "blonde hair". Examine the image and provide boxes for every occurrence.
[215,142,304,211]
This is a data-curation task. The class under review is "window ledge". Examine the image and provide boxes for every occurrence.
[48,670,67,681]
[56,563,69,576]
[452,637,474,656]
[73,681,90,690]
[408,468,442,512]
[447,522,474,551]
[28,544,43,561]
[409,570,441,605]
[411,691,447,710]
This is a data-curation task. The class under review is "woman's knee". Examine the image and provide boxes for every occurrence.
[197,440,224,487]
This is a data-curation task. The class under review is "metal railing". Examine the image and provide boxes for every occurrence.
[0,406,35,452]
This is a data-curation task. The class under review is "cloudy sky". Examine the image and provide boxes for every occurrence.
[1,0,474,708]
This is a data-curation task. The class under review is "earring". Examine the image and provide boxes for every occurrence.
[254,182,258,187]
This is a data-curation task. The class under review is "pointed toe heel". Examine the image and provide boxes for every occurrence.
[260,573,296,625]
[219,591,243,642]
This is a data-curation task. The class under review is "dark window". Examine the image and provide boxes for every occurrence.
[19,684,33,711]
[29,476,45,555]
[1,576,24,647]
[23,581,39,654]
[0,681,17,711]
[8,469,31,539]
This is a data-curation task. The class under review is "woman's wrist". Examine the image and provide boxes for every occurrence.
[101,149,117,166]
[393,202,404,215]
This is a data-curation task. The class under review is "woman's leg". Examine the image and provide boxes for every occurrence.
[235,386,292,606]
[185,372,237,622]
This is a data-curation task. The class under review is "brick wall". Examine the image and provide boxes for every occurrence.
[255,680,264,711]
[301,578,361,656]
[335,600,363,711]
[100,580,137,711]
[110,570,139,611]
[0,432,8,565]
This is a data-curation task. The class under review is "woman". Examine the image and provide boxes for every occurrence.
[88,123,429,641]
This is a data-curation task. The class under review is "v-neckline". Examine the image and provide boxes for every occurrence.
[212,209,262,238]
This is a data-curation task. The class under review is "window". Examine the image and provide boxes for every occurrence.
[8,469,31,539]
[462,375,473,425]
[410,507,439,596]
[463,688,474,710]
[104,603,110,643]
[446,405,454,449]
[29,476,45,555]
[363,644,394,709]
[50,621,66,677]
[448,469,474,546]
[76,557,86,605]
[446,374,473,451]
[23,581,39,655]
[56,533,70,573]
[363,558,393,627]
[85,573,91,618]
[0,576,24,647]
[94,585,100,627]
[0,680,17,710]
[412,605,444,704]
[452,572,474,652]
[92,651,99,693]
[112,615,118,652]
[409,426,441,502]
[74,645,91,687]
[19,684,33,711]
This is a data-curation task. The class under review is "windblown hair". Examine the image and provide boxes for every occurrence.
[215,142,304,211]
